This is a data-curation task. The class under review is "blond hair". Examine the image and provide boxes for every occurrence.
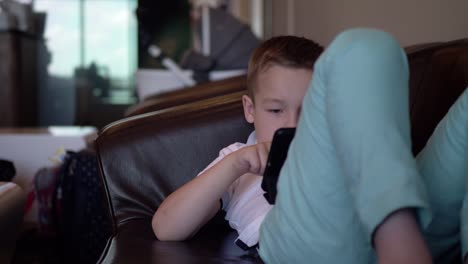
[246,36,323,100]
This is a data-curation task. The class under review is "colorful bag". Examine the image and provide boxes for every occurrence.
[55,150,112,264]
[34,150,112,264]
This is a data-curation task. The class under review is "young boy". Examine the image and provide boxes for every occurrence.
[152,36,323,248]
[259,28,468,264]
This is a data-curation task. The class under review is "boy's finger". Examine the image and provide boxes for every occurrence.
[264,141,272,153]
[261,143,271,174]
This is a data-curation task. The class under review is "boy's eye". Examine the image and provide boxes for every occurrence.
[268,109,283,114]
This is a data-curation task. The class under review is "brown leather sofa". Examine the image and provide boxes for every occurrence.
[97,91,256,263]
[125,75,247,117]
[95,41,468,264]
[0,182,26,263]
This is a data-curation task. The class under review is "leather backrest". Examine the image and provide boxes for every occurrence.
[407,40,468,154]
[125,75,247,117]
[96,91,252,230]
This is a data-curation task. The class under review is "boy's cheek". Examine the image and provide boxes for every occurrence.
[265,126,280,142]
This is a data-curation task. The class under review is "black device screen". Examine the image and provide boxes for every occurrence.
[261,127,296,205]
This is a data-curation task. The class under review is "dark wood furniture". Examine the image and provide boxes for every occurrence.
[0,30,47,126]
[125,75,247,117]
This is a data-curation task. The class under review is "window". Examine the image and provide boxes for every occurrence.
[35,0,137,104]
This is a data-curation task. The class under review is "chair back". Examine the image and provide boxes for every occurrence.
[125,75,247,117]
[407,39,468,154]
[96,91,252,229]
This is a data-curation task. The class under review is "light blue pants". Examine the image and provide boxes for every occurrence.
[259,28,468,264]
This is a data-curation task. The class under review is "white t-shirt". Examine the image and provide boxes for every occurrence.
[199,131,273,247]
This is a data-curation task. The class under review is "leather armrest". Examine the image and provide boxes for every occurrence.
[0,182,26,263]
[99,217,262,264]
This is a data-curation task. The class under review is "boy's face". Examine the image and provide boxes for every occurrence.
[243,65,312,143]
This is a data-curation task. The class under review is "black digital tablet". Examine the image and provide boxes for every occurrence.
[261,127,296,205]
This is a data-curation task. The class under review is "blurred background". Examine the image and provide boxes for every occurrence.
[0,0,264,128]
[1,0,467,129]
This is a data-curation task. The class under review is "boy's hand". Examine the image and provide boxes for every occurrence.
[232,142,271,176]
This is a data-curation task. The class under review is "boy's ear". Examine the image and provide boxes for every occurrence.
[242,95,255,124]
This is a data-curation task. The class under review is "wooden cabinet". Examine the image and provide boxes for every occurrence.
[0,30,47,126]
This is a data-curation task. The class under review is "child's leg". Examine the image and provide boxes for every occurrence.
[259,28,430,263]
[416,88,468,260]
